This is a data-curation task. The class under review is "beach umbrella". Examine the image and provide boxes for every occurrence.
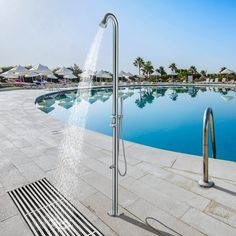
[64,74,77,79]
[96,70,112,79]
[55,67,73,76]
[25,71,38,78]
[10,65,29,82]
[1,71,19,79]
[119,71,128,78]
[152,71,161,76]
[126,72,134,77]
[1,71,13,77]
[79,70,96,78]
[220,68,235,81]
[10,65,29,76]
[31,64,51,76]
[47,74,57,79]
[220,68,235,74]
[31,64,52,83]
[47,73,58,83]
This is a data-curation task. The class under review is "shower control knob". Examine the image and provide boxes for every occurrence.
[110,115,117,127]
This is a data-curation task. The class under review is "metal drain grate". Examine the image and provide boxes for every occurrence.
[8,178,103,236]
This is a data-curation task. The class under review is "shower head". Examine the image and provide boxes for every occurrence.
[99,13,117,29]
[99,20,107,28]
[99,13,109,28]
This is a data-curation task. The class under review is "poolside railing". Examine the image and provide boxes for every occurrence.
[199,107,216,188]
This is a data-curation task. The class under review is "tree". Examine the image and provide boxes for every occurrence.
[200,70,207,76]
[25,65,33,70]
[169,63,178,80]
[156,66,166,76]
[142,61,154,78]
[1,66,14,73]
[177,69,188,80]
[133,57,144,75]
[169,63,178,73]
[188,66,197,75]
[219,67,226,73]
[52,67,60,74]
[70,64,82,76]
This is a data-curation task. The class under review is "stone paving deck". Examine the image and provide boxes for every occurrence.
[0,88,236,236]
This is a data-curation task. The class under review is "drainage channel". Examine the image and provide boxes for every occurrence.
[8,178,103,236]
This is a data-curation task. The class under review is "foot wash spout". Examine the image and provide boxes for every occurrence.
[99,13,119,217]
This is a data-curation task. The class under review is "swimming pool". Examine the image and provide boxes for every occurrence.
[36,86,236,162]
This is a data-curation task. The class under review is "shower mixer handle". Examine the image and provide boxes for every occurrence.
[110,115,118,128]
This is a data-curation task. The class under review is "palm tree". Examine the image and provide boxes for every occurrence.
[133,57,144,76]
[188,66,197,75]
[70,64,82,76]
[219,67,226,73]
[169,63,178,80]
[200,70,207,76]
[156,66,166,77]
[169,63,177,73]
[142,61,154,78]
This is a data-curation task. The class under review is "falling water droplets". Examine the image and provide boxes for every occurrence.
[55,28,105,191]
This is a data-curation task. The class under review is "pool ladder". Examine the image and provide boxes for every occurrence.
[199,107,216,188]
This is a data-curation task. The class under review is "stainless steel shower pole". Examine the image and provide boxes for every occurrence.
[100,13,119,216]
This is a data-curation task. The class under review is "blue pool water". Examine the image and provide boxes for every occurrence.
[36,86,236,162]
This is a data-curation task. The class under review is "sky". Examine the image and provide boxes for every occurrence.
[0,0,235,74]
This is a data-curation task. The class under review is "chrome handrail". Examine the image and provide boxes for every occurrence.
[199,107,216,188]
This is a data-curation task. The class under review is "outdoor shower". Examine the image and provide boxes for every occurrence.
[100,13,125,217]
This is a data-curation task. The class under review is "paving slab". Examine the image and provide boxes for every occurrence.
[80,171,139,208]
[0,215,33,236]
[82,191,163,236]
[181,207,236,236]
[16,162,46,182]
[0,194,19,222]
[139,174,210,211]
[127,198,205,236]
[205,200,236,229]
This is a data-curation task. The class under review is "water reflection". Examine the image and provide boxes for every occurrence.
[221,95,234,101]
[38,106,55,113]
[35,85,236,162]
[36,86,235,113]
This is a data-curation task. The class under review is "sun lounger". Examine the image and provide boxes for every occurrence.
[23,83,40,89]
